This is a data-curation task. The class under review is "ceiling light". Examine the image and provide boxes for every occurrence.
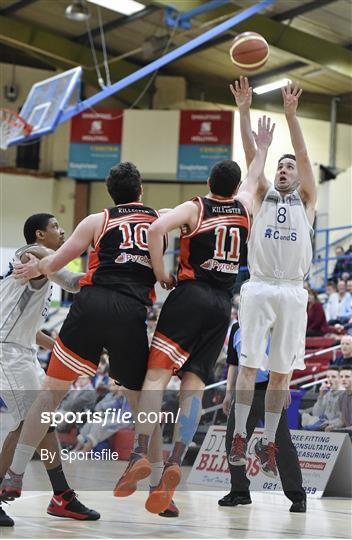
[253,78,292,95]
[65,0,90,21]
[87,0,144,15]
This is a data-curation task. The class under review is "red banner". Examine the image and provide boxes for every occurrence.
[179,110,233,145]
[70,109,123,144]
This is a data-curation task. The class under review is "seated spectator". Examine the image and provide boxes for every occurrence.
[325,366,352,432]
[327,280,352,325]
[91,353,109,391]
[331,246,352,282]
[333,336,352,367]
[347,278,352,295]
[324,282,339,322]
[306,288,329,336]
[56,375,96,432]
[301,367,343,430]
[73,382,132,452]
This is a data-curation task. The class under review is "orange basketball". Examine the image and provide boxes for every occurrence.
[230,32,269,71]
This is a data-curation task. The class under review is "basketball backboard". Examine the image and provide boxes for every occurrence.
[8,66,82,146]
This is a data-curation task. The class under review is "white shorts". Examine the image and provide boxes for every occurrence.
[239,278,308,374]
[0,342,45,430]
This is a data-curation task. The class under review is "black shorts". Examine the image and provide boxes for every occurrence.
[148,281,232,384]
[47,286,149,390]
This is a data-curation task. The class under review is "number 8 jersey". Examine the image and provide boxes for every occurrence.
[80,202,162,305]
[248,187,313,281]
[177,196,250,292]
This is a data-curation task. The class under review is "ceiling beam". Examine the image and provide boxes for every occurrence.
[187,79,352,124]
[250,61,308,85]
[272,0,338,22]
[0,0,38,15]
[0,14,152,107]
[75,5,160,44]
[152,1,352,79]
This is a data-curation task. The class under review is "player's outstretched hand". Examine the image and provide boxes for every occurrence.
[14,253,41,282]
[159,272,176,291]
[283,389,292,409]
[229,76,252,111]
[282,82,303,117]
[252,115,275,150]
[222,391,233,416]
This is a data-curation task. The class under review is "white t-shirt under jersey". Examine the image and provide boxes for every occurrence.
[0,246,52,349]
[248,187,313,282]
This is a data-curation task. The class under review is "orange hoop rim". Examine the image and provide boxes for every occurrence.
[0,108,33,137]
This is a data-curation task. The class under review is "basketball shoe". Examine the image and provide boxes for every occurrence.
[228,433,247,466]
[254,438,278,478]
[149,485,180,517]
[145,462,181,514]
[114,453,152,497]
[0,470,23,499]
[47,489,100,520]
[0,501,14,527]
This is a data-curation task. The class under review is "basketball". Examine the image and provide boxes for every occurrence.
[229,32,269,71]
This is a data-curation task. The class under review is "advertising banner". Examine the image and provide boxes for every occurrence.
[177,111,233,181]
[68,109,123,179]
[188,427,352,498]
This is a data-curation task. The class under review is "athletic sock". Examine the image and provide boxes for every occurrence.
[47,464,70,495]
[133,434,150,455]
[149,461,164,488]
[263,411,281,444]
[10,444,36,475]
[167,441,187,466]
[234,403,251,437]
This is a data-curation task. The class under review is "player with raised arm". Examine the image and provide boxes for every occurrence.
[0,213,99,525]
[114,155,258,514]
[3,163,173,514]
[229,78,317,478]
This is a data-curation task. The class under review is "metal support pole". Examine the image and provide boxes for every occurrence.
[329,96,340,169]
[165,0,232,29]
[60,0,275,123]
[324,229,330,287]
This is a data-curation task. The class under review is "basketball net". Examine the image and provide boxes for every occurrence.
[0,109,33,150]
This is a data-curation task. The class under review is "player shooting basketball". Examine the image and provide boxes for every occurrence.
[228,77,317,478]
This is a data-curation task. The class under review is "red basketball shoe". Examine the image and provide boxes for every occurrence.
[47,489,100,520]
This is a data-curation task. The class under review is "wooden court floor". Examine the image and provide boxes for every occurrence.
[1,459,351,539]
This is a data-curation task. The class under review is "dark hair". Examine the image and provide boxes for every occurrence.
[327,365,340,372]
[106,162,142,204]
[278,154,296,164]
[327,281,337,289]
[208,160,241,197]
[23,213,54,244]
[340,365,352,372]
[307,287,319,302]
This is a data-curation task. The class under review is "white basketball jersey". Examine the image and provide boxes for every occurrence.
[0,246,52,348]
[248,187,313,281]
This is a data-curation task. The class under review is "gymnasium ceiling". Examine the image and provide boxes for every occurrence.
[0,0,351,123]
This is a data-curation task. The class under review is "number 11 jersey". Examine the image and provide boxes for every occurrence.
[177,196,250,292]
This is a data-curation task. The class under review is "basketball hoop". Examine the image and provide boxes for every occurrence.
[0,109,33,150]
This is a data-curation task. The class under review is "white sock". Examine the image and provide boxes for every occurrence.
[10,444,36,475]
[149,461,164,488]
[263,412,281,444]
[234,403,251,437]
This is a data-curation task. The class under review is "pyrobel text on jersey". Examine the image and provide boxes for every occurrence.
[114,253,152,268]
[200,259,239,273]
